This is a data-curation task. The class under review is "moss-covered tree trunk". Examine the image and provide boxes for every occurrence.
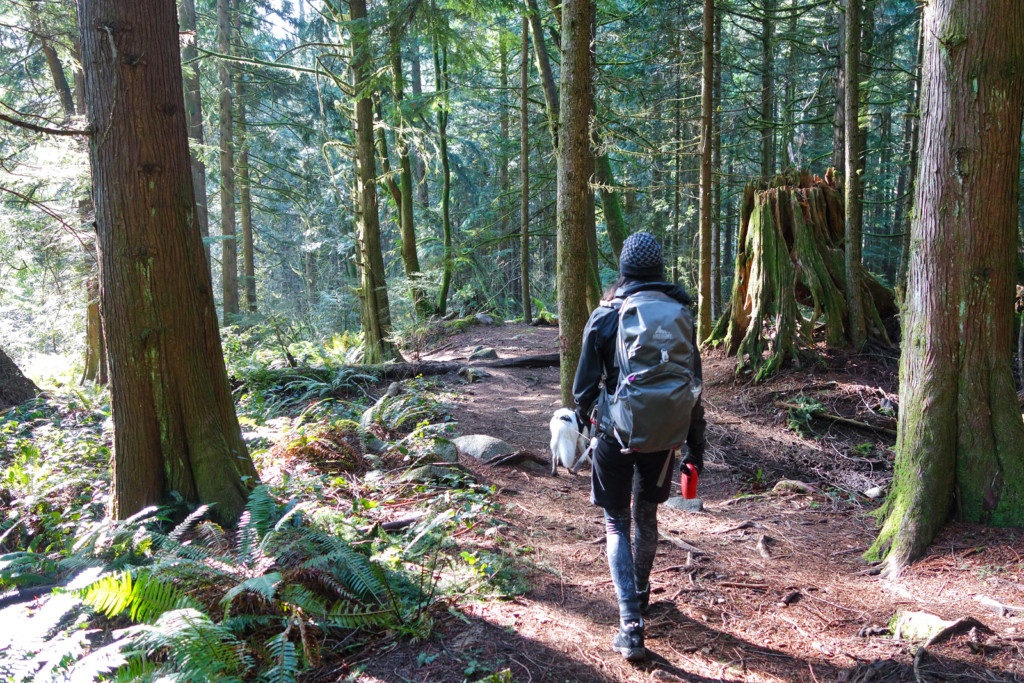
[388,4,428,317]
[713,172,895,380]
[77,0,257,523]
[556,0,593,404]
[868,0,1024,575]
[434,38,455,317]
[341,0,400,363]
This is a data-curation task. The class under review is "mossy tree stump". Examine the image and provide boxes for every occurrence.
[710,170,896,380]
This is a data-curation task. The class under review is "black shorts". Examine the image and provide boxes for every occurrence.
[591,435,675,509]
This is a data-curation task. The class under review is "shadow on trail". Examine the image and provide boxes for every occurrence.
[345,611,617,682]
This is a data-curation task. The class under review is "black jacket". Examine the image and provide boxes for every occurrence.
[572,280,707,467]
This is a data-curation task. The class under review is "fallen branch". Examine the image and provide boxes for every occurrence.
[658,531,705,555]
[777,401,898,437]
[762,381,838,399]
[487,353,560,368]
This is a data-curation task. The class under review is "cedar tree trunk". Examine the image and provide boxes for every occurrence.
[76,0,257,523]
[868,0,1024,574]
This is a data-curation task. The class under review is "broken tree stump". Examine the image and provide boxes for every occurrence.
[0,348,38,411]
[709,170,897,381]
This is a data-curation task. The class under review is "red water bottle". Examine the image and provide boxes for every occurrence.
[681,464,699,499]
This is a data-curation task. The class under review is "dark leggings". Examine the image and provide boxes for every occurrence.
[603,491,659,625]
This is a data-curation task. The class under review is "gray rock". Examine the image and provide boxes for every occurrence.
[453,434,515,462]
[468,346,498,360]
[664,497,704,512]
[399,465,455,484]
[430,437,459,463]
[863,485,886,499]
[386,381,403,397]
[459,366,491,382]
[474,313,496,325]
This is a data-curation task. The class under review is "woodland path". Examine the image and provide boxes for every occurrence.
[345,324,1024,683]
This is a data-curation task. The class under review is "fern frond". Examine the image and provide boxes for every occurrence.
[260,630,298,683]
[220,572,282,617]
[168,505,210,542]
[79,570,196,624]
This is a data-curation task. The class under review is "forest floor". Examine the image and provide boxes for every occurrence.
[334,322,1024,683]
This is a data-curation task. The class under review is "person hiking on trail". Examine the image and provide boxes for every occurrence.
[572,232,706,662]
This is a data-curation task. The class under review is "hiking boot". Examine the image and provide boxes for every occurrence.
[636,585,651,614]
[612,621,645,662]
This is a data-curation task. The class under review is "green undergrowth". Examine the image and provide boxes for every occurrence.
[0,365,527,681]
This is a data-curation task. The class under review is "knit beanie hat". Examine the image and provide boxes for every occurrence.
[619,232,664,280]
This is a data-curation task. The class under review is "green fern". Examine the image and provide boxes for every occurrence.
[220,572,283,617]
[80,570,196,624]
[260,630,298,683]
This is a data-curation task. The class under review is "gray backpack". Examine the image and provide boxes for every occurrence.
[604,290,702,453]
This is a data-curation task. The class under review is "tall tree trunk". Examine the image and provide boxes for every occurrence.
[178,0,211,264]
[389,7,427,316]
[76,0,257,523]
[896,16,924,302]
[520,15,532,323]
[781,5,797,167]
[844,0,866,348]
[499,38,512,290]
[410,37,429,207]
[869,0,1024,574]
[217,0,239,320]
[235,74,256,313]
[712,8,722,316]
[697,0,714,342]
[526,0,559,146]
[832,3,846,172]
[671,56,681,284]
[343,0,399,362]
[435,39,455,316]
[556,0,593,404]
[760,0,776,177]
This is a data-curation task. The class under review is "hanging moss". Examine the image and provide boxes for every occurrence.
[709,170,896,380]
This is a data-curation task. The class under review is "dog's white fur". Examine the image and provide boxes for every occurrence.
[549,408,590,475]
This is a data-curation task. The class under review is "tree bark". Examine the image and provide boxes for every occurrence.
[435,38,455,316]
[697,0,714,342]
[869,0,1024,574]
[520,15,532,324]
[760,0,776,177]
[178,0,211,264]
[843,0,866,348]
[340,0,400,363]
[76,0,257,523]
[896,15,924,302]
[556,0,593,404]
[388,5,427,316]
[409,37,429,207]
[235,74,256,313]
[712,9,722,317]
[217,0,239,320]
[832,2,846,173]
[526,0,560,147]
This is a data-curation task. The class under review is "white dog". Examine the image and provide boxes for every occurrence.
[549,408,593,476]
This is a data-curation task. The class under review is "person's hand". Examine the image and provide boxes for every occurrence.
[573,408,589,433]
[681,448,703,476]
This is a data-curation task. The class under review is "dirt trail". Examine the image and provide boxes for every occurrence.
[356,323,1023,682]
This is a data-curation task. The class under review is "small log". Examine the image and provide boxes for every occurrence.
[486,353,560,368]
